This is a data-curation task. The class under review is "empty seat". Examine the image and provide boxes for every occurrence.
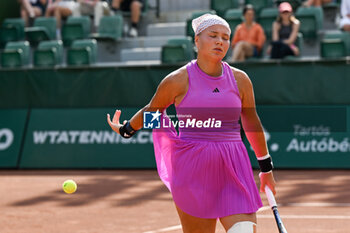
[1,41,30,67]
[210,0,239,17]
[0,18,25,48]
[258,8,278,39]
[320,31,350,58]
[62,16,91,46]
[224,9,243,37]
[34,40,64,67]
[161,37,195,64]
[90,15,123,41]
[67,39,97,65]
[186,10,217,39]
[2,18,25,40]
[295,6,323,39]
[25,17,57,45]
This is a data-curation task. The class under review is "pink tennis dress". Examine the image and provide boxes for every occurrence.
[153,60,263,218]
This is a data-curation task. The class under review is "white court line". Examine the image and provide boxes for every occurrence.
[258,215,350,219]
[143,203,350,233]
[143,225,182,233]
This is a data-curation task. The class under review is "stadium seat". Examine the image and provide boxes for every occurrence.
[0,18,25,48]
[295,6,323,39]
[320,31,350,58]
[161,37,195,64]
[2,18,25,40]
[186,10,216,39]
[1,41,30,67]
[90,15,123,41]
[245,0,270,14]
[224,9,243,38]
[62,16,91,47]
[258,8,278,40]
[34,40,64,67]
[210,0,239,17]
[25,17,57,45]
[67,39,97,65]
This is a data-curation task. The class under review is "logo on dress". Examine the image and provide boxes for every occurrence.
[143,110,161,129]
[212,88,220,93]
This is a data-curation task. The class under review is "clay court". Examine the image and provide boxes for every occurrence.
[1,169,349,233]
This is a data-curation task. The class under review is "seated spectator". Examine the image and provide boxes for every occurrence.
[110,0,144,37]
[303,0,334,7]
[46,0,79,39]
[76,0,110,28]
[268,2,300,59]
[18,0,47,26]
[339,0,350,32]
[231,4,266,62]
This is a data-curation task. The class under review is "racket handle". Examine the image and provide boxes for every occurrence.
[265,186,277,208]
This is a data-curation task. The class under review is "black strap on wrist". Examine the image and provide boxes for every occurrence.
[258,156,274,173]
[119,121,136,138]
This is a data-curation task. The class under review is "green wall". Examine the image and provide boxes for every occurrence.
[0,59,349,109]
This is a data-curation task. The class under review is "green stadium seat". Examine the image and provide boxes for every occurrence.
[0,27,19,48]
[34,40,64,67]
[67,39,97,65]
[320,31,350,58]
[210,0,239,17]
[161,37,195,64]
[295,6,323,39]
[62,16,91,47]
[25,17,57,45]
[186,10,216,39]
[224,9,243,37]
[90,15,123,41]
[161,45,187,64]
[2,18,25,40]
[245,0,269,14]
[258,8,278,39]
[1,41,30,67]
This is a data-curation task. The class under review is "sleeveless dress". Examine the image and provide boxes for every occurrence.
[152,60,262,219]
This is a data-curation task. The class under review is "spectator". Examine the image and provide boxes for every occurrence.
[339,0,350,32]
[76,0,110,28]
[231,4,266,62]
[46,0,79,39]
[303,0,334,7]
[110,0,144,37]
[268,2,300,59]
[18,0,47,26]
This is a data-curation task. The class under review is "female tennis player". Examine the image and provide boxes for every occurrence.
[107,14,276,233]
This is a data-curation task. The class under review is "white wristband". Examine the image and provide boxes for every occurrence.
[257,154,271,160]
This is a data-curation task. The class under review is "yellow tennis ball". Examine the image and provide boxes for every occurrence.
[62,179,77,194]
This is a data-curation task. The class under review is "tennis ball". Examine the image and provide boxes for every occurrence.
[62,179,77,194]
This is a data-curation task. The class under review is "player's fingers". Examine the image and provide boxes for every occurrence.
[112,110,121,124]
[107,114,112,125]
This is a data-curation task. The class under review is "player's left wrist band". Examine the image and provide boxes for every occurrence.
[257,154,274,173]
[119,121,137,138]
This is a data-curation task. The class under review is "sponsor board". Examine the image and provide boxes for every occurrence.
[0,109,27,168]
[20,109,155,168]
[245,106,350,169]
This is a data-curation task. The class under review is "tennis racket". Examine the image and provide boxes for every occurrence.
[265,186,288,233]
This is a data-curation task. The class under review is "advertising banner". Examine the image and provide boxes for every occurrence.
[0,109,27,168]
[246,106,350,169]
[20,108,156,168]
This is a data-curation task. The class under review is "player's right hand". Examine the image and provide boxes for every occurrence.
[107,110,127,135]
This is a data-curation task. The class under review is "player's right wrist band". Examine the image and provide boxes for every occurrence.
[119,121,137,138]
[258,154,274,173]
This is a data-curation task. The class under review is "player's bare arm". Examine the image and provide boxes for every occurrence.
[232,67,276,194]
[107,66,188,134]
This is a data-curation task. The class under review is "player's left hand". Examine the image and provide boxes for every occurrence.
[107,110,127,135]
[259,171,276,195]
